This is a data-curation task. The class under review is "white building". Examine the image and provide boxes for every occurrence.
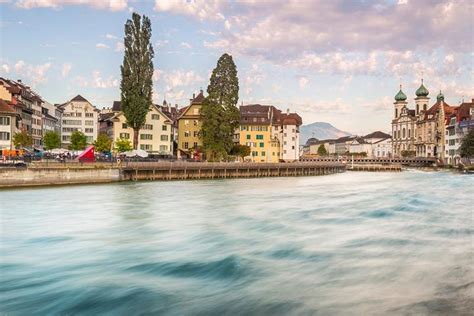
[372,138,392,158]
[276,111,302,161]
[348,137,373,157]
[58,95,99,148]
[445,99,474,165]
[0,99,20,150]
[99,101,174,155]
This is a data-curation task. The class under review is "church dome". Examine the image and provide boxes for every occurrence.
[437,90,444,101]
[415,80,429,97]
[394,86,407,102]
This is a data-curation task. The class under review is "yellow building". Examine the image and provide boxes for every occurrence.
[239,104,280,162]
[177,91,205,159]
[100,102,174,154]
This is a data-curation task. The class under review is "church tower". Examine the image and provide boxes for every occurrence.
[414,78,430,115]
[394,85,407,119]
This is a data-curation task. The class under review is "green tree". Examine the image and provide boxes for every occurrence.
[230,144,251,161]
[201,53,240,161]
[69,131,87,150]
[115,138,132,152]
[317,144,328,156]
[94,133,112,153]
[43,131,61,150]
[13,130,33,149]
[459,129,474,157]
[120,12,154,150]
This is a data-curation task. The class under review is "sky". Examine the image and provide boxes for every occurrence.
[0,0,472,135]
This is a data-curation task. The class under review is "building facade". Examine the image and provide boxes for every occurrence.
[177,91,205,159]
[0,99,19,150]
[100,102,174,154]
[445,99,474,165]
[58,95,99,148]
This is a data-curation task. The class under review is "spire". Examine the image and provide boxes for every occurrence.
[394,84,407,102]
[415,78,429,97]
[437,90,444,102]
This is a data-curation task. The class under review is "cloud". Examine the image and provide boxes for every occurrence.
[154,0,225,20]
[242,64,264,95]
[15,0,128,11]
[155,40,169,48]
[96,43,109,49]
[61,63,72,78]
[115,41,124,52]
[13,60,52,85]
[298,76,309,88]
[1,64,10,73]
[74,71,119,89]
[161,70,203,88]
[105,33,118,40]
[180,42,192,49]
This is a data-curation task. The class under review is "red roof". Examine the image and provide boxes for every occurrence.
[0,99,17,114]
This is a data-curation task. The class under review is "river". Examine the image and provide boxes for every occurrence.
[0,171,473,315]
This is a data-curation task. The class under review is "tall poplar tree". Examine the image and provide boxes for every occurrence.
[120,12,154,149]
[201,53,239,161]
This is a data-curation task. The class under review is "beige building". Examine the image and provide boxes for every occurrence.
[58,95,100,148]
[0,99,20,150]
[100,102,174,154]
[177,91,205,159]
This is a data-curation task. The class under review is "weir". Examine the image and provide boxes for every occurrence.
[121,161,346,181]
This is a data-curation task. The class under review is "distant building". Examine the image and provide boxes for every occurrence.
[177,91,205,159]
[100,101,174,154]
[58,95,99,148]
[391,85,416,157]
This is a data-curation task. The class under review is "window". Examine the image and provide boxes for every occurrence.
[246,135,251,140]
[0,132,10,140]
[193,142,198,148]
[184,120,189,125]
[85,113,94,117]
[0,117,10,125]
[143,124,153,130]
[402,128,406,138]
[85,128,93,133]
[256,135,263,140]
[160,145,168,151]
[193,120,198,126]
[152,114,159,120]
[62,120,82,125]
[62,127,80,133]
[75,112,82,117]
[85,120,94,126]
[193,108,199,115]
[259,142,264,148]
[252,151,258,156]
[140,144,152,151]
[184,131,190,137]
[162,125,167,131]
[119,133,130,139]
[62,135,70,141]
[261,151,265,156]
[160,135,168,141]
[140,134,153,140]
[241,126,247,131]
[194,131,199,137]
[184,142,189,149]
[122,123,128,129]
[86,136,93,143]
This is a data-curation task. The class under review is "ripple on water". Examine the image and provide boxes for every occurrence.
[125,255,252,281]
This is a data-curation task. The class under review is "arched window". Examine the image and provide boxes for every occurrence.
[402,128,406,138]
[416,104,419,114]
[408,129,411,138]
[423,104,427,111]
[395,108,398,118]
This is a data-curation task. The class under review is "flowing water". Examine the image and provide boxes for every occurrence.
[0,171,473,315]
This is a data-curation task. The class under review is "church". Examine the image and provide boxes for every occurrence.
[391,80,457,161]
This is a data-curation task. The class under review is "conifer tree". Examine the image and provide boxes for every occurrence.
[120,12,154,149]
[201,53,239,161]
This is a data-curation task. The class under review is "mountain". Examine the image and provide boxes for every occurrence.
[299,122,352,145]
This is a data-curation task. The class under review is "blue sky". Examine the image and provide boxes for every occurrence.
[0,0,472,135]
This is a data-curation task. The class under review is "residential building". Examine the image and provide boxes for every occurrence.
[239,104,302,162]
[177,91,205,159]
[159,99,180,156]
[348,137,373,157]
[445,99,474,165]
[0,99,20,150]
[41,101,59,135]
[372,138,392,158]
[100,101,174,154]
[58,95,99,148]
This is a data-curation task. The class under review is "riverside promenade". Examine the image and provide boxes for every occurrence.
[0,161,346,188]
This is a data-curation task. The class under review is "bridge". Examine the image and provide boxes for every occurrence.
[301,157,437,167]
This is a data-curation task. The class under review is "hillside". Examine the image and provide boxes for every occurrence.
[300,122,352,145]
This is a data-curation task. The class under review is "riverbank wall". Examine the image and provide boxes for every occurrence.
[0,161,346,188]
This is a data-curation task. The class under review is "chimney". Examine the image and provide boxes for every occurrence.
[17,79,22,83]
